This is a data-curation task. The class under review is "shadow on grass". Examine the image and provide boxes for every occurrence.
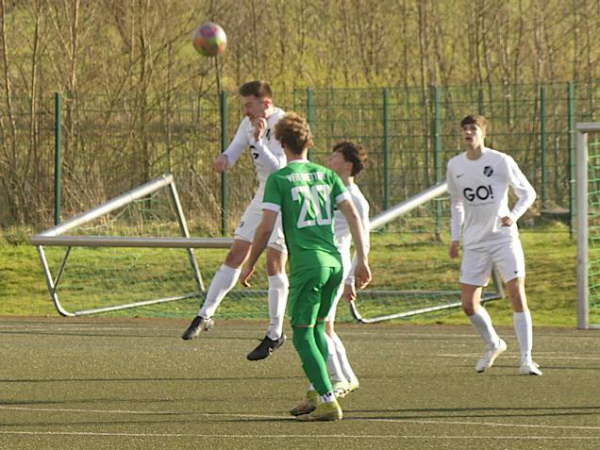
[0,330,257,340]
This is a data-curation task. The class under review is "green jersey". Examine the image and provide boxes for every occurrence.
[263,159,349,270]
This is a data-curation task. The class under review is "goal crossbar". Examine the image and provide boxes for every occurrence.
[30,235,234,249]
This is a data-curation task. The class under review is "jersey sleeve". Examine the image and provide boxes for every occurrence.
[506,155,536,221]
[446,161,464,241]
[355,193,370,253]
[222,119,249,167]
[345,191,371,286]
[331,172,350,204]
[249,136,286,173]
[262,173,282,212]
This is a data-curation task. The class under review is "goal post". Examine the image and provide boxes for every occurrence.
[576,122,600,329]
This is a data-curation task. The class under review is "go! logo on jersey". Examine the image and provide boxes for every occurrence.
[463,185,494,201]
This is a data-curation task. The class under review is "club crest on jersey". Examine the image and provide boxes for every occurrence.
[483,165,494,177]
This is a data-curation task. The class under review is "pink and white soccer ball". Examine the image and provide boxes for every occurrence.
[192,22,227,57]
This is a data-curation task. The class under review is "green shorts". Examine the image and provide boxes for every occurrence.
[288,265,343,327]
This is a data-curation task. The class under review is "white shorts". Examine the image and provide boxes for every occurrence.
[326,246,352,322]
[234,197,287,253]
[460,239,525,287]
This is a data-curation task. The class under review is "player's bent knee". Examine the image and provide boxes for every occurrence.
[225,241,251,267]
[266,248,286,274]
[325,321,334,335]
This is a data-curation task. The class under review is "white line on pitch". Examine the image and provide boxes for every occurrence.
[0,430,599,440]
[1,406,600,432]
[0,405,282,419]
[366,418,600,431]
[438,353,600,361]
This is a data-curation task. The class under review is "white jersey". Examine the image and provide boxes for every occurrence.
[446,147,536,250]
[223,107,286,197]
[334,183,370,285]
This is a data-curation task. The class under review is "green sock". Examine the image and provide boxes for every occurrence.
[292,326,333,395]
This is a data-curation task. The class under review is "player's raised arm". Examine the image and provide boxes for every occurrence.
[249,117,286,172]
[217,119,250,172]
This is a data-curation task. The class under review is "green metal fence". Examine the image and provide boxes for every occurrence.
[3,82,599,233]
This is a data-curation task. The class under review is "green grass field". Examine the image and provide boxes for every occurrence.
[0,225,580,326]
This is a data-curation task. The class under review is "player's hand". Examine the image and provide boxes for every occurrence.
[449,241,460,259]
[500,216,513,227]
[213,154,229,173]
[355,260,372,290]
[240,264,255,287]
[252,117,267,141]
[343,283,356,302]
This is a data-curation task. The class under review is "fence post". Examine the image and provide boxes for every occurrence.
[383,88,390,211]
[220,90,229,236]
[432,86,442,238]
[54,92,62,225]
[568,82,576,238]
[306,88,314,159]
[540,85,547,208]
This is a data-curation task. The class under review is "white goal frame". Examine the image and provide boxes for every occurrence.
[31,174,233,317]
[31,174,503,320]
[349,182,503,323]
[576,122,600,329]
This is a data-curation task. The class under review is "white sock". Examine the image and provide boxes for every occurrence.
[198,264,241,318]
[331,332,358,384]
[266,273,288,340]
[326,333,346,384]
[320,392,335,404]
[513,311,533,363]
[469,307,500,347]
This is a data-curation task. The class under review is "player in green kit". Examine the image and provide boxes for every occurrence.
[241,112,371,421]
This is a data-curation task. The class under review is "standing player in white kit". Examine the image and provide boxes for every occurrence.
[182,81,289,362]
[447,115,542,376]
[325,141,370,397]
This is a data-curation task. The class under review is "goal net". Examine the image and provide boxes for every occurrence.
[345,184,503,323]
[576,123,600,329]
[32,174,503,321]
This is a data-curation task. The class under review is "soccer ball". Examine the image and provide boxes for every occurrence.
[192,22,227,57]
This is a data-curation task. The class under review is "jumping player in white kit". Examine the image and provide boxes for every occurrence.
[325,141,370,397]
[182,81,289,362]
[447,114,542,376]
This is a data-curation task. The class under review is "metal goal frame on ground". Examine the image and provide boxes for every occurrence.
[31,173,503,320]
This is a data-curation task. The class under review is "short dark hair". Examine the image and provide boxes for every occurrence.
[460,115,488,133]
[238,80,272,98]
[332,140,367,176]
[274,112,313,155]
